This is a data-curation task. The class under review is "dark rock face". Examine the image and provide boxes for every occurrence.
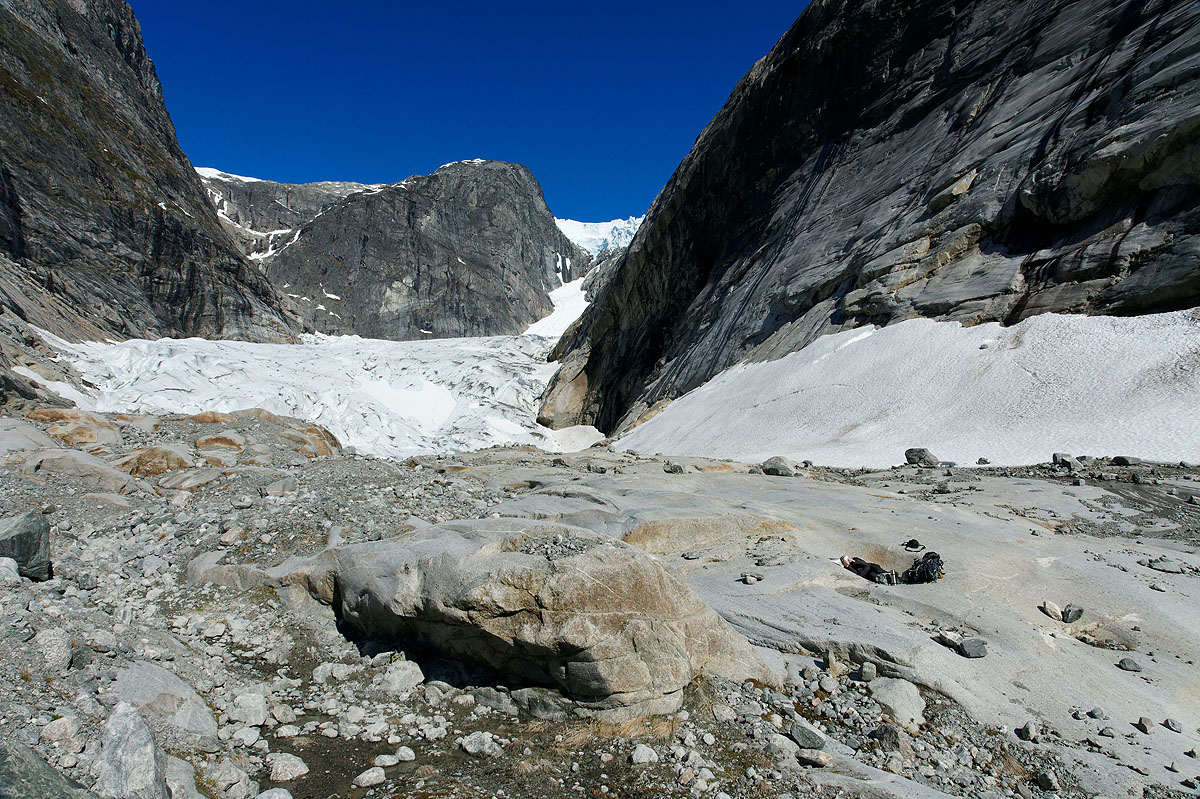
[265,161,591,339]
[0,0,293,342]
[196,170,369,260]
[543,0,1200,433]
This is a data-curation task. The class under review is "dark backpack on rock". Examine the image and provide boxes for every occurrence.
[901,552,944,584]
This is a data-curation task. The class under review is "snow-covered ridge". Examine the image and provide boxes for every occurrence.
[617,310,1200,468]
[195,166,262,183]
[555,216,644,254]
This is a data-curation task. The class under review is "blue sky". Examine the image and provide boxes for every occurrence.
[130,2,808,221]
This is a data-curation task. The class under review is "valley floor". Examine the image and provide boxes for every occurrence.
[1,405,1198,799]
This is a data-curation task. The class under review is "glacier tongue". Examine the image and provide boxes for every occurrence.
[41,332,604,459]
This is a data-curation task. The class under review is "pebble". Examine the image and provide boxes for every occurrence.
[1116,657,1142,672]
[396,746,416,761]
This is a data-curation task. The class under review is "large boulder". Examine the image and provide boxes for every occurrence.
[112,663,218,748]
[27,409,121,448]
[286,519,769,720]
[91,703,170,799]
[0,511,50,581]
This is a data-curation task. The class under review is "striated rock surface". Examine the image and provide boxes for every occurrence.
[0,0,293,344]
[543,0,1200,433]
[264,161,592,339]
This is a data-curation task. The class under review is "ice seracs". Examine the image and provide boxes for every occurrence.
[555,216,644,254]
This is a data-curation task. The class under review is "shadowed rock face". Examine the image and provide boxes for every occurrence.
[0,0,292,342]
[264,161,592,339]
[543,0,1200,434]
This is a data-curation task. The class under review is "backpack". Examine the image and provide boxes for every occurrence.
[901,551,944,584]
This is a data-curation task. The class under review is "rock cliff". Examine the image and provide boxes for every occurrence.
[0,0,293,343]
[264,160,592,339]
[542,0,1200,433]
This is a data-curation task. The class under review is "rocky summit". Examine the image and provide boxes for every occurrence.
[542,0,1200,433]
[262,161,593,339]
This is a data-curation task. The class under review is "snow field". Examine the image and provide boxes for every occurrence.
[616,311,1200,468]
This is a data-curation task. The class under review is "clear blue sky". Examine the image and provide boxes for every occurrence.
[130,2,808,221]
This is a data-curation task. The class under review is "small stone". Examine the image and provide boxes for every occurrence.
[460,731,503,758]
[741,573,760,585]
[374,754,399,767]
[1061,604,1084,623]
[818,675,838,694]
[1135,717,1154,734]
[1086,707,1109,720]
[786,720,826,750]
[663,462,684,474]
[860,662,877,682]
[1164,718,1182,733]
[353,767,386,787]
[957,638,987,658]
[1036,770,1060,791]
[905,448,938,467]
[1016,721,1039,741]
[1117,657,1142,672]
[269,754,309,782]
[396,746,416,761]
[630,744,659,764]
[760,456,798,477]
[1040,601,1063,621]
[795,749,833,768]
[1184,748,1197,758]
[1098,726,1116,737]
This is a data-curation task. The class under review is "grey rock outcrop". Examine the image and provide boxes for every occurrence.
[0,0,293,343]
[91,703,170,799]
[0,510,50,580]
[264,161,592,339]
[280,518,770,719]
[112,662,218,748]
[196,170,370,260]
[542,0,1200,433]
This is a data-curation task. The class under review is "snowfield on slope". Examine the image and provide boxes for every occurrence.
[617,310,1200,468]
[43,333,603,459]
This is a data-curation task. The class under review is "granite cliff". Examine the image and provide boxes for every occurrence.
[541,0,1200,433]
[262,161,592,339]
